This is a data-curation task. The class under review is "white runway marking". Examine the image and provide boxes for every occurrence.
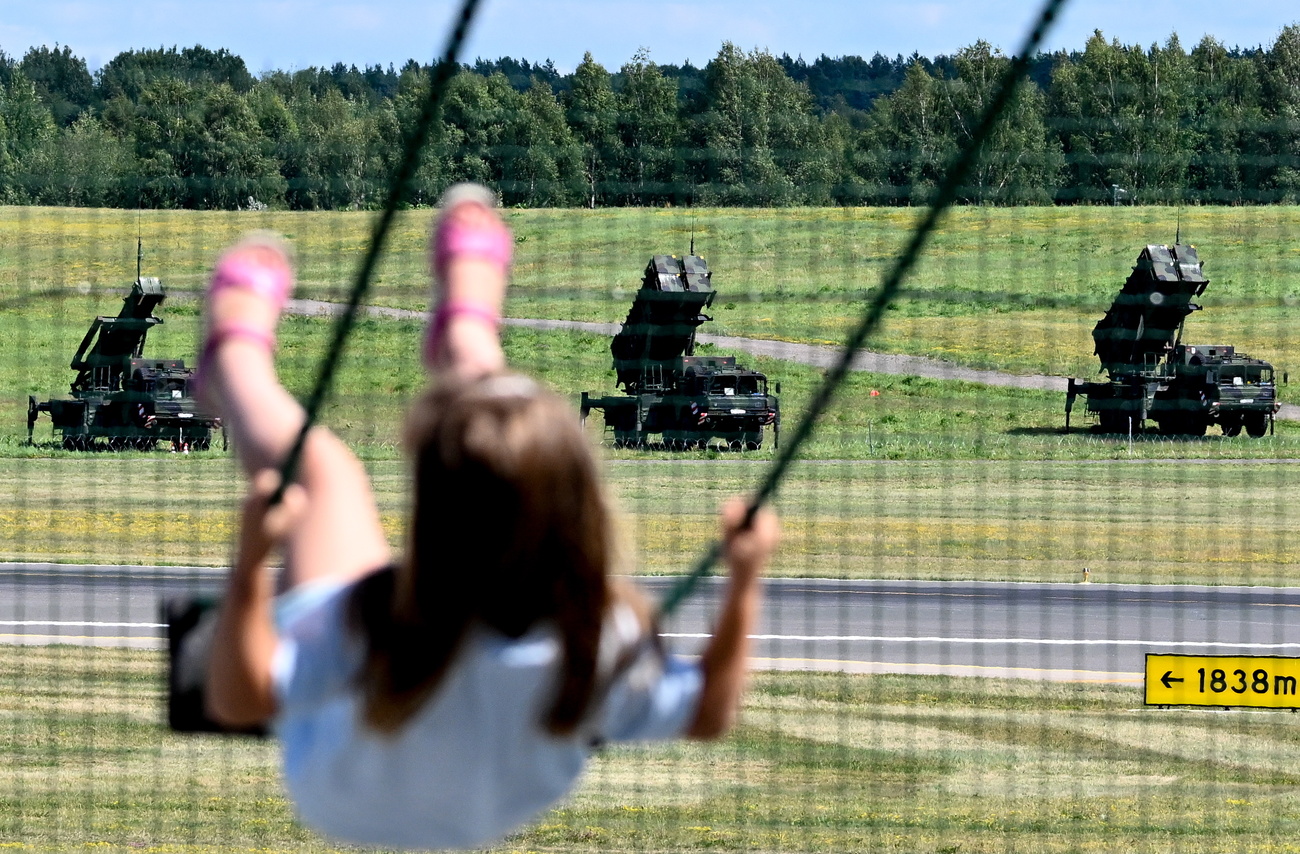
[0,620,166,629]
[4,623,1292,652]
[751,656,1144,683]
[663,633,1300,649]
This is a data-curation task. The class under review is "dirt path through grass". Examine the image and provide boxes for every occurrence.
[280,297,1300,422]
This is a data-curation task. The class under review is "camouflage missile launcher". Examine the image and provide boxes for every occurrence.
[581,254,779,449]
[28,277,222,451]
[1066,244,1279,437]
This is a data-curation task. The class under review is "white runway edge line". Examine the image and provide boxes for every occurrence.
[664,633,1300,649]
[0,620,167,629]
[6,624,1299,650]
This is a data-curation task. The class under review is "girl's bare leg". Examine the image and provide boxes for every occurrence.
[425,185,511,380]
[201,241,389,591]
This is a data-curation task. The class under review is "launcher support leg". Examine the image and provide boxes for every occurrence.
[1064,380,1077,434]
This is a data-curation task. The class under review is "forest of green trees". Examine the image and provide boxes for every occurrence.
[0,26,1297,210]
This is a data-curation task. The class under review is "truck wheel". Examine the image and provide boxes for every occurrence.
[1098,412,1132,434]
[1159,415,1205,437]
[1221,422,1242,437]
[613,432,645,449]
[1245,413,1268,438]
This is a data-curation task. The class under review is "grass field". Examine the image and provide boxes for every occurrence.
[3,205,1299,580]
[3,456,1296,585]
[2,205,1298,371]
[6,646,1300,854]
[6,295,1300,462]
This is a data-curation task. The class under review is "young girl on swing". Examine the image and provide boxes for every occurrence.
[200,184,780,850]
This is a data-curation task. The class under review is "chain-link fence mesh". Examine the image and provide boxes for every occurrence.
[4,11,1300,851]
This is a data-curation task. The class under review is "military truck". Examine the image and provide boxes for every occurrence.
[581,254,779,449]
[28,277,221,450]
[1066,243,1279,437]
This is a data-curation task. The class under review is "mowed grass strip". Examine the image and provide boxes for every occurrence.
[3,457,1297,585]
[5,647,1300,853]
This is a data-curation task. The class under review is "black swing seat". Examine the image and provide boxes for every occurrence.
[163,597,267,737]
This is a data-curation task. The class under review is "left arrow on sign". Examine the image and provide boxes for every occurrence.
[1160,671,1184,689]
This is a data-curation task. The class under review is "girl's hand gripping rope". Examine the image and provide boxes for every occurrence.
[721,500,779,587]
[206,470,308,729]
[236,469,309,574]
[688,500,780,739]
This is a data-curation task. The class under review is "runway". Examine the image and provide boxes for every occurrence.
[652,577,1300,684]
[4,563,1298,684]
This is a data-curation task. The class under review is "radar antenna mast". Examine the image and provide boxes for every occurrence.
[136,205,144,282]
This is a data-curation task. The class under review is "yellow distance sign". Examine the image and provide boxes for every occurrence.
[1145,654,1300,709]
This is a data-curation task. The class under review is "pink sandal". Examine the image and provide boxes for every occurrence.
[194,233,295,394]
[424,183,512,367]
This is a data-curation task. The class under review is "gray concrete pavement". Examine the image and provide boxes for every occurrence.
[6,564,1299,685]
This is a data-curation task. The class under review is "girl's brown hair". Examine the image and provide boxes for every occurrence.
[349,374,615,735]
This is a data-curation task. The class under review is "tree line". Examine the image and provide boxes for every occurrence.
[0,27,1297,210]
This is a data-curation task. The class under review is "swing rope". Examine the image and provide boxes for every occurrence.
[271,0,484,504]
[657,0,1068,616]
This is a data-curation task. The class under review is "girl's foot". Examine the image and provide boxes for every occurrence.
[196,233,295,410]
[425,183,511,379]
